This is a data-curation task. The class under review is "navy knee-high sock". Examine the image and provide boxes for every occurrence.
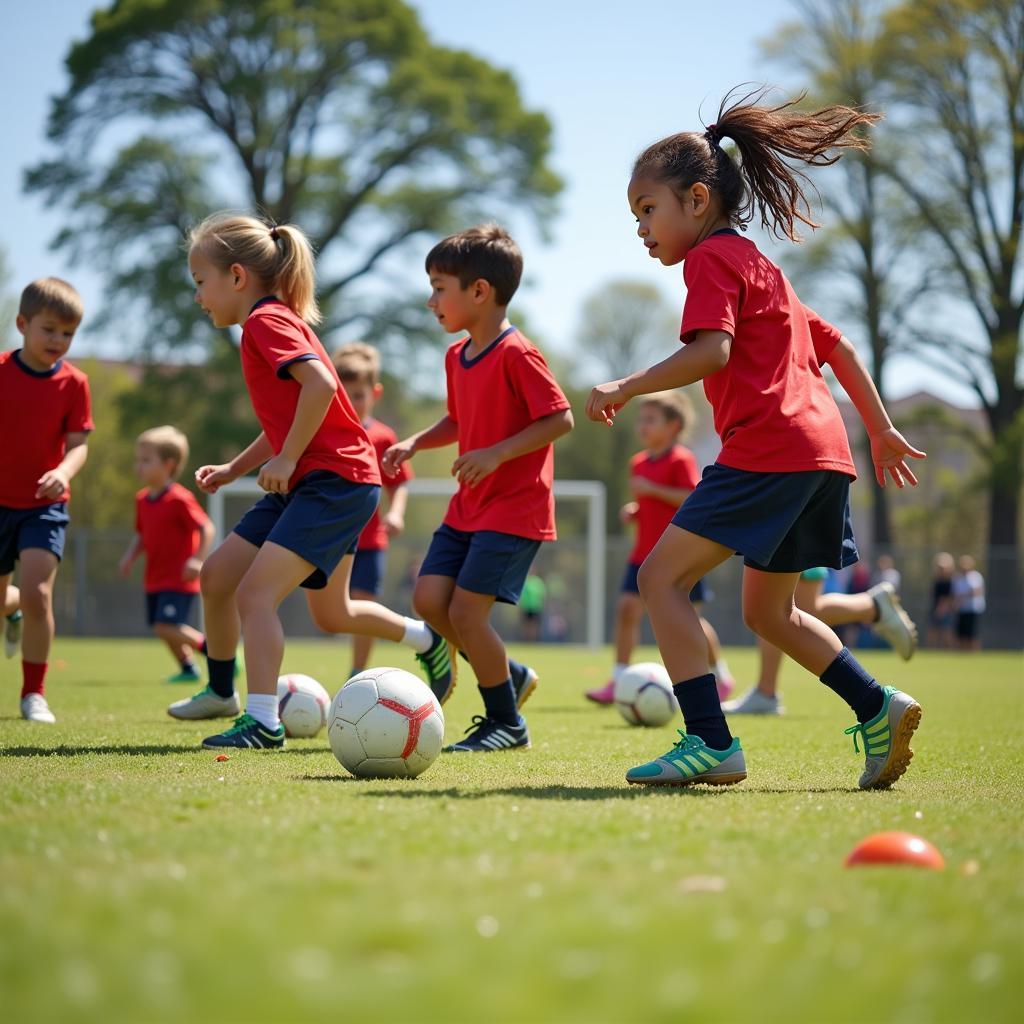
[672,674,732,750]
[819,648,884,722]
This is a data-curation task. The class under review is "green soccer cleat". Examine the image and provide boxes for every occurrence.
[626,731,747,787]
[844,685,922,790]
[201,713,285,750]
[416,626,456,705]
[166,667,203,684]
[167,686,240,721]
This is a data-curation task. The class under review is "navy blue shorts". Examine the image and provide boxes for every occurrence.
[419,524,541,605]
[146,591,196,626]
[233,471,380,590]
[672,464,859,573]
[621,561,705,603]
[0,503,70,575]
[350,548,386,596]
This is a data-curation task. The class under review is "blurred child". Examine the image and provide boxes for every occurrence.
[586,89,925,790]
[0,278,92,723]
[333,342,416,677]
[384,225,573,752]
[119,426,215,682]
[584,391,734,705]
[927,551,955,648]
[172,213,451,748]
[952,554,985,652]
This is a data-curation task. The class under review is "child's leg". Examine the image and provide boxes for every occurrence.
[412,574,460,646]
[18,549,59,695]
[309,557,414,643]
[815,590,877,626]
[3,581,19,616]
[751,575,824,698]
[152,622,202,667]
[613,591,644,669]
[348,588,377,673]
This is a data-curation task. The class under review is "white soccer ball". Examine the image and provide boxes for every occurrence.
[276,673,331,738]
[328,667,444,778]
[614,662,677,727]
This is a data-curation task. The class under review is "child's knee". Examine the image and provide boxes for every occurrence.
[448,592,488,636]
[153,621,178,641]
[19,579,53,619]
[235,578,274,621]
[412,580,447,624]
[200,558,234,602]
[742,598,789,640]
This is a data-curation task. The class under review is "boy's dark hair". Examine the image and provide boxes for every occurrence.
[639,390,694,438]
[424,224,523,306]
[19,277,84,324]
[633,85,881,241]
[332,341,381,386]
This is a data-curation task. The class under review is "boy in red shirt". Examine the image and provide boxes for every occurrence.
[385,225,574,753]
[585,391,734,705]
[0,278,92,724]
[119,426,215,682]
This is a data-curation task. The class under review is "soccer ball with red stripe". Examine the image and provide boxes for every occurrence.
[276,674,331,738]
[328,667,445,778]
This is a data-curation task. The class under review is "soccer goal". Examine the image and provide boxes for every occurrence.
[207,477,607,647]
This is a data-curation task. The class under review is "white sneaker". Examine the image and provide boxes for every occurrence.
[868,582,917,661]
[722,687,783,716]
[168,686,241,720]
[21,693,56,723]
[4,613,22,659]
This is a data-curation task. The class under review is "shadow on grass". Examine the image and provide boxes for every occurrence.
[296,781,863,798]
[0,744,335,758]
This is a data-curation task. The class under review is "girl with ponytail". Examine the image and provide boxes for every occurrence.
[172,213,452,748]
[586,88,926,791]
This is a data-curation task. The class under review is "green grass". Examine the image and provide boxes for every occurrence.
[1,640,1022,1023]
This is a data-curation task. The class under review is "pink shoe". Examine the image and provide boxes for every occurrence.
[716,675,735,702]
[585,680,616,705]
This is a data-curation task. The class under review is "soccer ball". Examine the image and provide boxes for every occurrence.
[327,667,444,778]
[276,674,331,738]
[614,662,677,727]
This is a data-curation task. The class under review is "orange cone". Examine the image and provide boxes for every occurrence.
[845,831,944,869]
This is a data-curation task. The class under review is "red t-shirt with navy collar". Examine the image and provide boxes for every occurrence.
[135,483,209,594]
[0,350,94,509]
[679,232,855,477]
[241,299,380,489]
[629,444,701,564]
[444,326,570,541]
[357,417,413,551]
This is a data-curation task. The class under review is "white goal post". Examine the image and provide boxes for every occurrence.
[207,478,607,647]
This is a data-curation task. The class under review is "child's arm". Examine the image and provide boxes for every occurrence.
[586,332,731,425]
[619,502,639,525]
[631,478,693,505]
[183,518,217,582]
[196,433,275,494]
[382,416,460,475]
[453,408,574,488]
[119,534,142,578]
[825,336,927,488]
[34,432,89,502]
[258,359,339,493]
[382,482,409,537]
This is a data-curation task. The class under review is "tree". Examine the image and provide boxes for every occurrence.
[876,0,1023,630]
[26,0,561,358]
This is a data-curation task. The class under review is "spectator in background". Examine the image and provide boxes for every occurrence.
[874,553,901,592]
[952,555,985,652]
[519,574,546,642]
[927,552,956,648]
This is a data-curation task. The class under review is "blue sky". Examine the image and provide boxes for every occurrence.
[0,0,975,406]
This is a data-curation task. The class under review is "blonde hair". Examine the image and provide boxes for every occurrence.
[333,341,381,386]
[188,212,321,325]
[639,390,694,437]
[19,277,84,324]
[137,425,190,478]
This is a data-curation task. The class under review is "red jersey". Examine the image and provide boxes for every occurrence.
[0,350,93,509]
[679,232,855,477]
[628,445,700,564]
[444,327,570,541]
[241,300,380,489]
[357,417,413,551]
[135,483,209,594]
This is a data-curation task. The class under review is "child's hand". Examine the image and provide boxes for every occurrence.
[118,554,134,579]
[869,428,927,488]
[630,476,656,497]
[35,467,69,501]
[181,556,203,582]
[195,463,237,495]
[585,381,628,425]
[619,501,639,524]
[257,455,296,494]
[452,447,502,487]
[382,439,417,476]
[382,511,405,537]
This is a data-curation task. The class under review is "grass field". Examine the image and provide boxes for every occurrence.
[1,639,1021,1023]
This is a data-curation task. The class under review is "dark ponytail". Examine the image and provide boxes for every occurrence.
[634,86,882,241]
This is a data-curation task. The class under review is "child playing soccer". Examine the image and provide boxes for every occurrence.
[584,391,735,705]
[332,342,417,677]
[384,225,574,752]
[169,213,451,747]
[119,426,215,682]
[0,278,92,723]
[586,89,926,789]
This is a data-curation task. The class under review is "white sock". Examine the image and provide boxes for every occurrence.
[401,617,433,654]
[715,658,731,680]
[613,662,629,682]
[246,692,280,730]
